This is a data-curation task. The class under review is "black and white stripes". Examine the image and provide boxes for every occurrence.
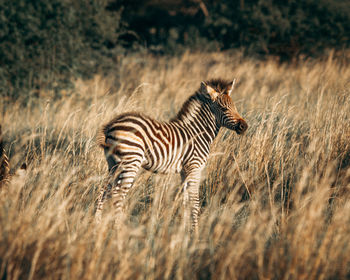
[0,125,10,187]
[96,79,248,230]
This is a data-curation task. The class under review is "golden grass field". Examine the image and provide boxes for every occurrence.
[1,51,350,279]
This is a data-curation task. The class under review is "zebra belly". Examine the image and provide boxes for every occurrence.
[142,152,183,174]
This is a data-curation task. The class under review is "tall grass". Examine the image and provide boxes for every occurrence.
[1,51,350,279]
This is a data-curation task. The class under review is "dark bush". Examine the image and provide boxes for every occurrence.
[109,0,350,58]
[205,0,350,59]
[1,0,349,99]
[0,0,124,98]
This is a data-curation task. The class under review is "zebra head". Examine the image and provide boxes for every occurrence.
[201,79,248,135]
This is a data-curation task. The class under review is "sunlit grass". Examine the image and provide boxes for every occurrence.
[1,51,350,279]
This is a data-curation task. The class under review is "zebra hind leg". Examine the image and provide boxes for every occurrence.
[95,150,120,223]
[112,157,143,225]
[95,182,113,223]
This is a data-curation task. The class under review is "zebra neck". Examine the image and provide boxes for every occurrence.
[172,94,220,140]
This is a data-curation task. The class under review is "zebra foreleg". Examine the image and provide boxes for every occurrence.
[181,167,202,233]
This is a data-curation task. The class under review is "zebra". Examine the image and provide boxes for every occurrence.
[0,125,10,188]
[96,78,248,230]
[0,125,27,190]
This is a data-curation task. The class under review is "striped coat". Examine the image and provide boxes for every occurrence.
[0,125,27,189]
[96,79,248,230]
[0,125,10,187]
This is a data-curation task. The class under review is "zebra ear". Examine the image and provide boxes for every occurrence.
[228,79,236,96]
[201,81,219,101]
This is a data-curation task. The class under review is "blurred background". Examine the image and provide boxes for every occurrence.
[1,0,349,98]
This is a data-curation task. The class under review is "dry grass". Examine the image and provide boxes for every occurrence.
[1,51,350,279]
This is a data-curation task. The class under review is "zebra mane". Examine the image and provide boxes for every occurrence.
[204,78,232,93]
[172,79,232,122]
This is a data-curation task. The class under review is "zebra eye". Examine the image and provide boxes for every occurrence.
[222,107,230,113]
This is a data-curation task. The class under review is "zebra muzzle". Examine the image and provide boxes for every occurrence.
[235,119,248,135]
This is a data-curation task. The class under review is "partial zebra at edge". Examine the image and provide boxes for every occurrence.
[0,125,10,187]
[0,124,27,189]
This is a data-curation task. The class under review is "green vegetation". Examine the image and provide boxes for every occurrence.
[1,0,349,98]
[204,0,350,57]
[112,0,350,57]
[0,0,123,98]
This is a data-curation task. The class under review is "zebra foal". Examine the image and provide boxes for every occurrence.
[96,79,248,230]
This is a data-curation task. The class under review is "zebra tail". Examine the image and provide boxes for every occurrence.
[96,124,110,149]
